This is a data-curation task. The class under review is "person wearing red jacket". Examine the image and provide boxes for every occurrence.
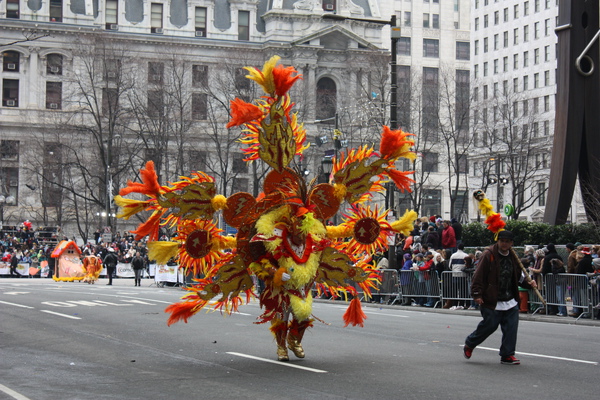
[441,220,456,253]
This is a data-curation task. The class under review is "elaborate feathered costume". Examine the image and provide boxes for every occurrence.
[82,255,102,284]
[115,56,419,361]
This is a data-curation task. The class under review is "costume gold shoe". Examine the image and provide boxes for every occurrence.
[287,338,305,358]
[277,346,289,361]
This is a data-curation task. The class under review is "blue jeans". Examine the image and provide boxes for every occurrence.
[556,284,567,315]
[465,305,519,358]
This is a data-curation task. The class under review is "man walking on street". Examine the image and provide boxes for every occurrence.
[463,230,537,365]
[103,247,118,285]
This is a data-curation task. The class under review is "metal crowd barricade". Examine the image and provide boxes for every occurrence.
[397,270,441,307]
[530,273,593,319]
[590,274,600,320]
[371,269,399,304]
[439,271,472,306]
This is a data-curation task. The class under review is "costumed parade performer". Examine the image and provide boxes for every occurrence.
[464,191,542,365]
[82,255,102,284]
[115,56,419,361]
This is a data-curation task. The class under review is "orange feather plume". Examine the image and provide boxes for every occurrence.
[130,211,164,241]
[343,297,367,327]
[272,65,302,97]
[379,126,415,160]
[226,98,264,128]
[386,168,415,192]
[165,301,204,326]
[485,213,506,234]
[119,161,162,197]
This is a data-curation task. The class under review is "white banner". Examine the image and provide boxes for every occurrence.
[153,264,183,283]
[116,262,134,278]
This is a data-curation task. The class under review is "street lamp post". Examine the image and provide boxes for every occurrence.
[102,134,120,239]
[323,12,400,268]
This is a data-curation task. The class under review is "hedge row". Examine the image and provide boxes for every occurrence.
[461,221,600,247]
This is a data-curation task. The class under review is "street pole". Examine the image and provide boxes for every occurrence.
[388,15,400,270]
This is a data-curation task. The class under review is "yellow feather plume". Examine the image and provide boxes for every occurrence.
[211,194,228,211]
[114,195,151,220]
[244,55,280,96]
[326,224,353,239]
[333,183,347,201]
[391,209,419,236]
[211,235,237,251]
[147,241,180,265]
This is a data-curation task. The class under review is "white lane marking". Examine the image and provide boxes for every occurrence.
[468,346,598,365]
[0,300,34,309]
[227,352,328,373]
[0,383,32,400]
[40,310,82,320]
[4,292,30,295]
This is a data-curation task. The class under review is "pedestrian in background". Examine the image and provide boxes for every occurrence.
[131,251,146,287]
[103,247,118,285]
[463,230,537,365]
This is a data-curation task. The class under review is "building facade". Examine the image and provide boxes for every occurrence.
[1,0,401,241]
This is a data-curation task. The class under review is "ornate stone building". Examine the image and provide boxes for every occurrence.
[0,0,395,240]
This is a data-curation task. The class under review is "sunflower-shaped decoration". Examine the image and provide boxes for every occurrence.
[116,56,419,361]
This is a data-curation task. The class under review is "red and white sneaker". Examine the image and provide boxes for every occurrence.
[501,355,520,365]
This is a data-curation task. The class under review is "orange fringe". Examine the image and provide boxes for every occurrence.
[130,211,163,241]
[165,301,202,326]
[343,297,367,327]
[119,161,162,197]
[226,98,264,128]
[386,168,415,192]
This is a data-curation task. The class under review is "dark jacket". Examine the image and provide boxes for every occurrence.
[131,255,146,270]
[471,243,533,310]
[542,245,562,275]
[576,254,594,275]
[103,252,118,268]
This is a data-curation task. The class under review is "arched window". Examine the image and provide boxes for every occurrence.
[3,51,20,72]
[316,77,337,120]
[47,54,63,75]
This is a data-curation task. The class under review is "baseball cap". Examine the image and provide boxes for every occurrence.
[497,230,514,241]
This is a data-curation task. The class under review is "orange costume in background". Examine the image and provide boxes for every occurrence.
[82,255,102,284]
[115,56,419,361]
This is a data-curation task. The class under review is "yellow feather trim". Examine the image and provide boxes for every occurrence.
[211,235,237,251]
[280,252,320,287]
[326,224,353,239]
[255,206,289,235]
[289,293,313,321]
[477,197,495,217]
[211,194,228,211]
[391,209,419,236]
[114,195,151,220]
[300,212,325,236]
[333,183,347,201]
[147,241,180,265]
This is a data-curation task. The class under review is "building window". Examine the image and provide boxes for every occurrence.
[404,11,411,27]
[544,45,550,61]
[494,11,499,25]
[538,182,546,206]
[523,51,529,67]
[422,152,439,173]
[316,77,337,120]
[456,41,469,60]
[232,153,248,174]
[105,59,120,81]
[148,90,164,117]
[474,40,479,56]
[6,0,19,18]
[455,70,470,131]
[238,10,250,40]
[483,37,488,53]
[474,18,479,31]
[514,28,519,45]
[432,14,439,29]
[46,54,63,75]
[422,67,439,138]
[191,93,207,120]
[2,79,19,107]
[3,51,20,72]
[46,82,62,109]
[534,48,540,65]
[322,0,336,12]
[151,3,163,33]
[503,31,508,48]
[423,39,439,58]
[494,34,499,50]
[102,88,118,115]
[544,70,550,86]
[397,37,411,56]
[50,0,63,22]
[0,167,19,203]
[524,25,529,42]
[148,62,164,84]
[188,150,207,172]
[503,7,508,22]
[422,189,442,216]
[484,14,488,28]
[193,7,207,37]
[493,59,498,74]
[514,4,519,19]
[513,54,519,70]
[503,56,508,72]
[483,62,488,77]
[423,13,430,28]
[544,95,550,111]
[397,65,411,131]
[534,73,539,88]
[192,65,208,87]
[544,120,549,135]
[513,78,518,93]
[106,0,118,29]
[545,19,550,36]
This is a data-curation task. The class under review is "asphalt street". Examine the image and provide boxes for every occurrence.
[1,277,598,400]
